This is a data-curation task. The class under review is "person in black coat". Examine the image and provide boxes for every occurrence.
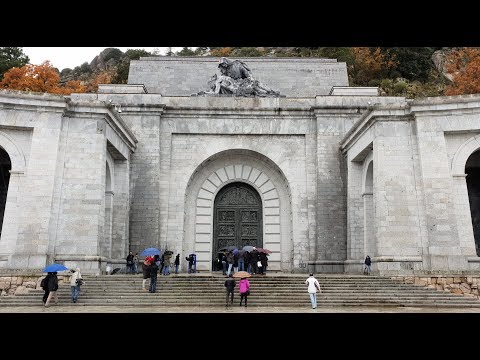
[149,262,159,293]
[224,274,236,307]
[44,272,59,307]
[41,273,51,304]
[174,254,180,274]
[364,255,372,275]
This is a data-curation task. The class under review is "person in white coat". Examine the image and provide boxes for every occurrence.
[70,267,84,303]
[305,273,321,309]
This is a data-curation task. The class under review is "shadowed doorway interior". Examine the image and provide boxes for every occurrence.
[0,148,11,237]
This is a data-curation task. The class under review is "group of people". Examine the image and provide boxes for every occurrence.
[218,248,268,276]
[41,267,84,307]
[141,253,181,292]
[224,274,251,307]
[223,272,322,309]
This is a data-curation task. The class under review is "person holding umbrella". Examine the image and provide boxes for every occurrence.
[239,276,250,307]
[224,273,236,307]
[44,271,59,307]
[41,272,52,305]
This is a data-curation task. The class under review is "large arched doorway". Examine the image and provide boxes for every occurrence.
[466,150,480,256]
[0,148,11,237]
[212,182,263,270]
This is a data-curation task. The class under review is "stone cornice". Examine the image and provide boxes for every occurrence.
[339,105,412,154]
[66,100,138,151]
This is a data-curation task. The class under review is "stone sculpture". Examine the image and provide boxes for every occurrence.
[195,57,282,97]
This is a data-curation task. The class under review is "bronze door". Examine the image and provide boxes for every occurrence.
[213,182,262,268]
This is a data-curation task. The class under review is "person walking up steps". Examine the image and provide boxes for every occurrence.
[69,267,84,303]
[224,273,236,307]
[305,273,321,309]
[239,277,250,307]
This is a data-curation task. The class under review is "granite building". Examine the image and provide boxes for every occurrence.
[0,56,479,275]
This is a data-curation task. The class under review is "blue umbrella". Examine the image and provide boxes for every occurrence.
[140,247,161,256]
[43,263,68,272]
[242,245,254,252]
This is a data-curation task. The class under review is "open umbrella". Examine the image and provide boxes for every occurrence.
[233,271,251,278]
[219,245,237,252]
[242,245,254,252]
[43,263,68,272]
[140,247,161,256]
[255,248,272,254]
[111,268,122,275]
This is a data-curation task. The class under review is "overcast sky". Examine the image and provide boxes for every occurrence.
[22,47,185,71]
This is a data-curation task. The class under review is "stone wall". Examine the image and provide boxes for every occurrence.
[392,275,480,300]
[128,57,349,97]
[0,274,70,296]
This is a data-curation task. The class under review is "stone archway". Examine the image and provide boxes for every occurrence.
[362,158,374,258]
[0,148,11,237]
[451,135,480,259]
[184,149,292,272]
[0,131,26,257]
[466,150,480,256]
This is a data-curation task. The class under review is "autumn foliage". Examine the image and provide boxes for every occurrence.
[0,61,89,95]
[351,47,397,85]
[445,48,480,96]
[210,47,233,57]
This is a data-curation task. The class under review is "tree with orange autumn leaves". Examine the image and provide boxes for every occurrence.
[351,47,398,86]
[444,48,480,96]
[0,61,112,95]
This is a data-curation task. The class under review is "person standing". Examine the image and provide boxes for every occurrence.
[364,255,372,275]
[186,254,194,274]
[174,254,180,274]
[149,261,159,293]
[142,256,153,291]
[133,253,139,274]
[237,250,245,272]
[163,252,172,275]
[44,271,59,307]
[69,267,83,303]
[226,251,234,276]
[126,251,134,274]
[224,274,236,307]
[305,273,321,309]
[239,277,250,307]
[260,253,268,275]
[221,252,227,275]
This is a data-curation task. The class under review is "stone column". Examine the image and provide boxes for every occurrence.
[104,190,114,258]
[111,159,130,262]
[415,117,466,271]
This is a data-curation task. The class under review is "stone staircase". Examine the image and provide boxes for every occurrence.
[1,274,480,308]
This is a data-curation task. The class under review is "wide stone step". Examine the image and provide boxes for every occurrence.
[4,274,477,309]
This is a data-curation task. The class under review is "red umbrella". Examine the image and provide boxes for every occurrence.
[255,248,272,254]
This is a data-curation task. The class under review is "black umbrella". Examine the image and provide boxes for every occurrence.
[111,268,122,275]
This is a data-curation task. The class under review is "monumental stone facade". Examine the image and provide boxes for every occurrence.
[0,56,480,275]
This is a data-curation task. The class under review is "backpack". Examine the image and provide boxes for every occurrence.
[40,277,48,290]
